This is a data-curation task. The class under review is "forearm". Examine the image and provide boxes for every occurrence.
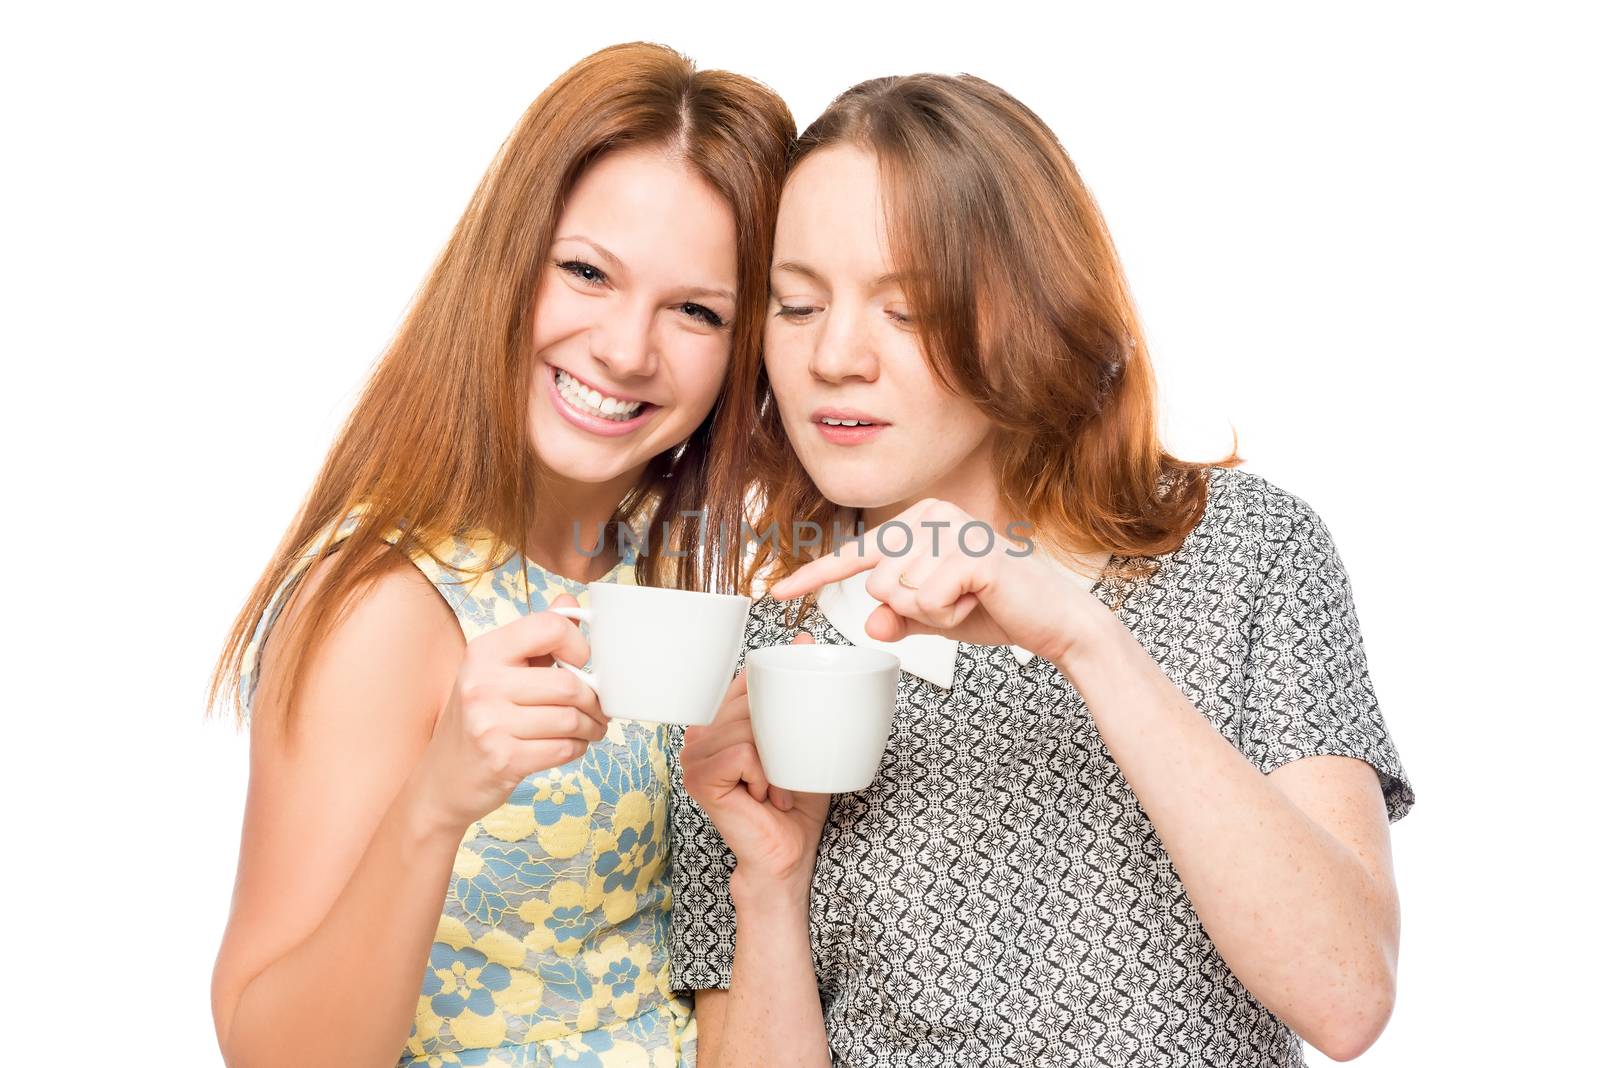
[220,778,463,1068]
[717,872,831,1068]
[1054,611,1397,1051]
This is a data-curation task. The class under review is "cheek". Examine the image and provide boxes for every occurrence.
[528,279,590,350]
[944,402,991,453]
[762,330,807,405]
[897,367,990,461]
[667,334,734,413]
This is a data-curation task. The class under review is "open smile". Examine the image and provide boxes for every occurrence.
[547,364,660,437]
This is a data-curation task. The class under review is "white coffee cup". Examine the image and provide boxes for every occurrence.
[745,643,901,793]
[550,583,751,726]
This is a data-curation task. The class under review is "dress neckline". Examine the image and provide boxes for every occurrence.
[516,532,639,611]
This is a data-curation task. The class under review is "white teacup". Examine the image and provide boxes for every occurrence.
[745,643,901,793]
[550,584,750,726]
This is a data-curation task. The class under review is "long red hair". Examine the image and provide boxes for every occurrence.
[211,43,793,725]
[746,74,1237,590]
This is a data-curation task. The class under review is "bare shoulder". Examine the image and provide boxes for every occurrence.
[250,546,463,750]
[214,548,463,1025]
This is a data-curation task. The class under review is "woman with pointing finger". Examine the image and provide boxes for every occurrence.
[208,45,791,1068]
[672,74,1415,1067]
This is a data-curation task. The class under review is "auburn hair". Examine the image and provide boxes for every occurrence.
[745,73,1237,589]
[211,42,794,725]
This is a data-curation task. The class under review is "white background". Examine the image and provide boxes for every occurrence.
[3,2,1594,1063]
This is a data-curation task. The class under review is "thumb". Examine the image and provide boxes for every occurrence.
[531,591,587,668]
[792,630,816,646]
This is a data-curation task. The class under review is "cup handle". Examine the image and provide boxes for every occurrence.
[548,604,599,694]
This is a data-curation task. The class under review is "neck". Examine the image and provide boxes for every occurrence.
[523,467,645,583]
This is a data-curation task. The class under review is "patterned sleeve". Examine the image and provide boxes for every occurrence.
[666,725,740,991]
[1241,487,1417,821]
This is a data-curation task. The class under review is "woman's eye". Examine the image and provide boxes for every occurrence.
[776,305,818,321]
[557,259,608,287]
[885,308,915,325]
[679,303,727,329]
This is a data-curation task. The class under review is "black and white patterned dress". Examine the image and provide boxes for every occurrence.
[668,467,1415,1066]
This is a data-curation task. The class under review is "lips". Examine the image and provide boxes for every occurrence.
[546,363,659,438]
[810,406,889,446]
[811,406,887,428]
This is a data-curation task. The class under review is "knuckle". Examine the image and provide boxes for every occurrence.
[464,706,497,741]
[541,739,585,769]
[559,707,583,736]
[458,674,492,707]
[538,613,569,646]
[485,742,515,777]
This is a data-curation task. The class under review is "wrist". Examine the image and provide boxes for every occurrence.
[1045,592,1123,675]
[730,864,813,919]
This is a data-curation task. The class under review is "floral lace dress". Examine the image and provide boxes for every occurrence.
[241,519,696,1067]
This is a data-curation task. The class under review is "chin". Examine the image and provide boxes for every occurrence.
[527,434,636,486]
[809,469,915,511]
[540,456,632,485]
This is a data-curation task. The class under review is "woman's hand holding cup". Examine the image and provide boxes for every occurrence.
[681,633,831,904]
[411,593,610,835]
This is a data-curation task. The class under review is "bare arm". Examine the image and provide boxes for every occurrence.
[770,496,1405,1062]
[212,556,606,1068]
[718,868,830,1068]
[212,557,463,1068]
[693,989,728,1067]
[1056,615,1398,1061]
[680,646,832,1068]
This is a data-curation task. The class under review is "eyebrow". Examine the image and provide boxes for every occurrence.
[773,260,824,283]
[680,284,736,303]
[557,234,734,303]
[556,234,624,271]
[773,260,905,289]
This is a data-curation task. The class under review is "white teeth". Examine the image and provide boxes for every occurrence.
[822,417,871,427]
[554,368,643,421]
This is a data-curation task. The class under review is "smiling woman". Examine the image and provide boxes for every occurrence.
[205,43,792,1068]
[529,148,739,463]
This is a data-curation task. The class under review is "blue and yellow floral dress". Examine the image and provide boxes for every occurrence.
[241,518,696,1068]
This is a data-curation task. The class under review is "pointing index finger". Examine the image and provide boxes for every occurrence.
[768,536,880,600]
[769,500,943,601]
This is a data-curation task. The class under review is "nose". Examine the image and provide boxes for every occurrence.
[590,298,658,380]
[809,304,879,384]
